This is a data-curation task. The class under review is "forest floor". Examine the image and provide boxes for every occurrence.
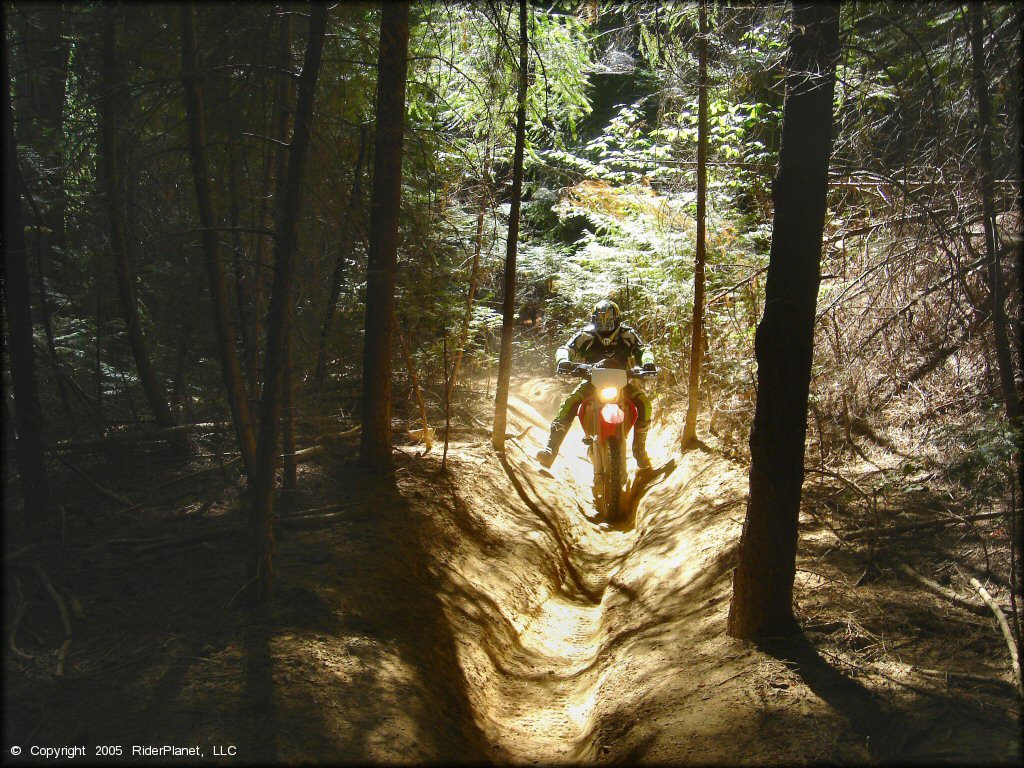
[3,377,1022,765]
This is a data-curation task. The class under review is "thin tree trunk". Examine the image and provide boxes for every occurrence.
[99,5,176,430]
[247,4,327,604]
[179,3,258,477]
[282,308,297,490]
[728,2,841,640]
[682,0,709,448]
[3,41,53,530]
[448,180,488,402]
[398,330,433,452]
[492,0,529,452]
[968,2,1023,662]
[360,2,411,468]
[227,111,259,412]
[19,178,70,413]
[314,125,368,405]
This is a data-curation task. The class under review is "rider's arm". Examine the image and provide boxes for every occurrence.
[622,327,655,367]
[558,329,589,365]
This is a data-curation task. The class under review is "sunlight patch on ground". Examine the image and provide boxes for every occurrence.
[517,594,603,663]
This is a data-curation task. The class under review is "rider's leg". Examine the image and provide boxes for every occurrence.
[627,384,654,470]
[537,382,592,467]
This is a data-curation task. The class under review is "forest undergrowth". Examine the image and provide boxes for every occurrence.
[4,375,1020,765]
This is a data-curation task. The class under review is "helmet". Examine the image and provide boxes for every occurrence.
[591,299,622,341]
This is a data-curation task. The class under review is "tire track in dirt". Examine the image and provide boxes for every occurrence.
[423,378,738,763]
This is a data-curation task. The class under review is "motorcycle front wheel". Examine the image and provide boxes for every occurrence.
[602,436,625,521]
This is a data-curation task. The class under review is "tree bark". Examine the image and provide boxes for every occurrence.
[682,0,709,448]
[100,4,177,430]
[179,3,258,477]
[968,1,1024,665]
[728,2,841,640]
[12,2,70,412]
[247,4,328,604]
[360,2,411,468]
[3,38,53,530]
[491,0,529,452]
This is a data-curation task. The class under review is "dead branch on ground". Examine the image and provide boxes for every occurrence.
[896,563,989,615]
[969,577,1023,697]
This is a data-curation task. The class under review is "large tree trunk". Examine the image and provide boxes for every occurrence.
[247,4,328,604]
[491,0,529,452]
[13,2,71,413]
[727,2,841,640]
[3,39,53,531]
[682,0,709,448]
[968,2,1023,663]
[179,3,258,477]
[100,5,176,430]
[359,2,411,468]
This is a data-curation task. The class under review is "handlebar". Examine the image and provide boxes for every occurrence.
[557,363,658,379]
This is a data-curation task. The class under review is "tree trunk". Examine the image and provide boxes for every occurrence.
[282,310,297,490]
[12,3,70,413]
[398,330,433,452]
[226,110,259,414]
[682,0,709,448]
[247,4,328,604]
[100,5,177,430]
[491,0,529,452]
[179,3,258,477]
[448,178,489,402]
[968,2,1024,663]
[314,125,368,405]
[359,2,411,468]
[3,40,53,531]
[727,2,841,640]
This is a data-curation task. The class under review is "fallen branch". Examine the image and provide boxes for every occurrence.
[969,577,1023,698]
[7,576,34,660]
[48,422,227,453]
[34,561,72,676]
[316,425,362,443]
[292,445,326,463]
[288,426,363,465]
[896,564,989,616]
[121,502,369,555]
[844,510,1006,541]
[914,666,1015,687]
[50,454,134,506]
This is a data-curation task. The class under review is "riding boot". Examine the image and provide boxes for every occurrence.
[632,422,653,470]
[536,421,569,468]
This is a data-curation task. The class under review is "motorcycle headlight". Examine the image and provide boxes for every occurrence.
[598,386,620,403]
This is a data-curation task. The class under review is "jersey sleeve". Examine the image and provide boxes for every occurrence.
[622,326,654,366]
[557,328,591,363]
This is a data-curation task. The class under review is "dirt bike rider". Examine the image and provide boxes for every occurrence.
[536,299,656,470]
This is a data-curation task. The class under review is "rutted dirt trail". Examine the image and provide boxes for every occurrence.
[12,377,1020,765]
[421,378,760,763]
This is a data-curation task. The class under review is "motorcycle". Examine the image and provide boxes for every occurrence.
[559,361,658,522]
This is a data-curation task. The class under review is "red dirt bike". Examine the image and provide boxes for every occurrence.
[560,361,658,522]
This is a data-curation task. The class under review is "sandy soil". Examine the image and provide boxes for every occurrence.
[3,378,1021,765]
